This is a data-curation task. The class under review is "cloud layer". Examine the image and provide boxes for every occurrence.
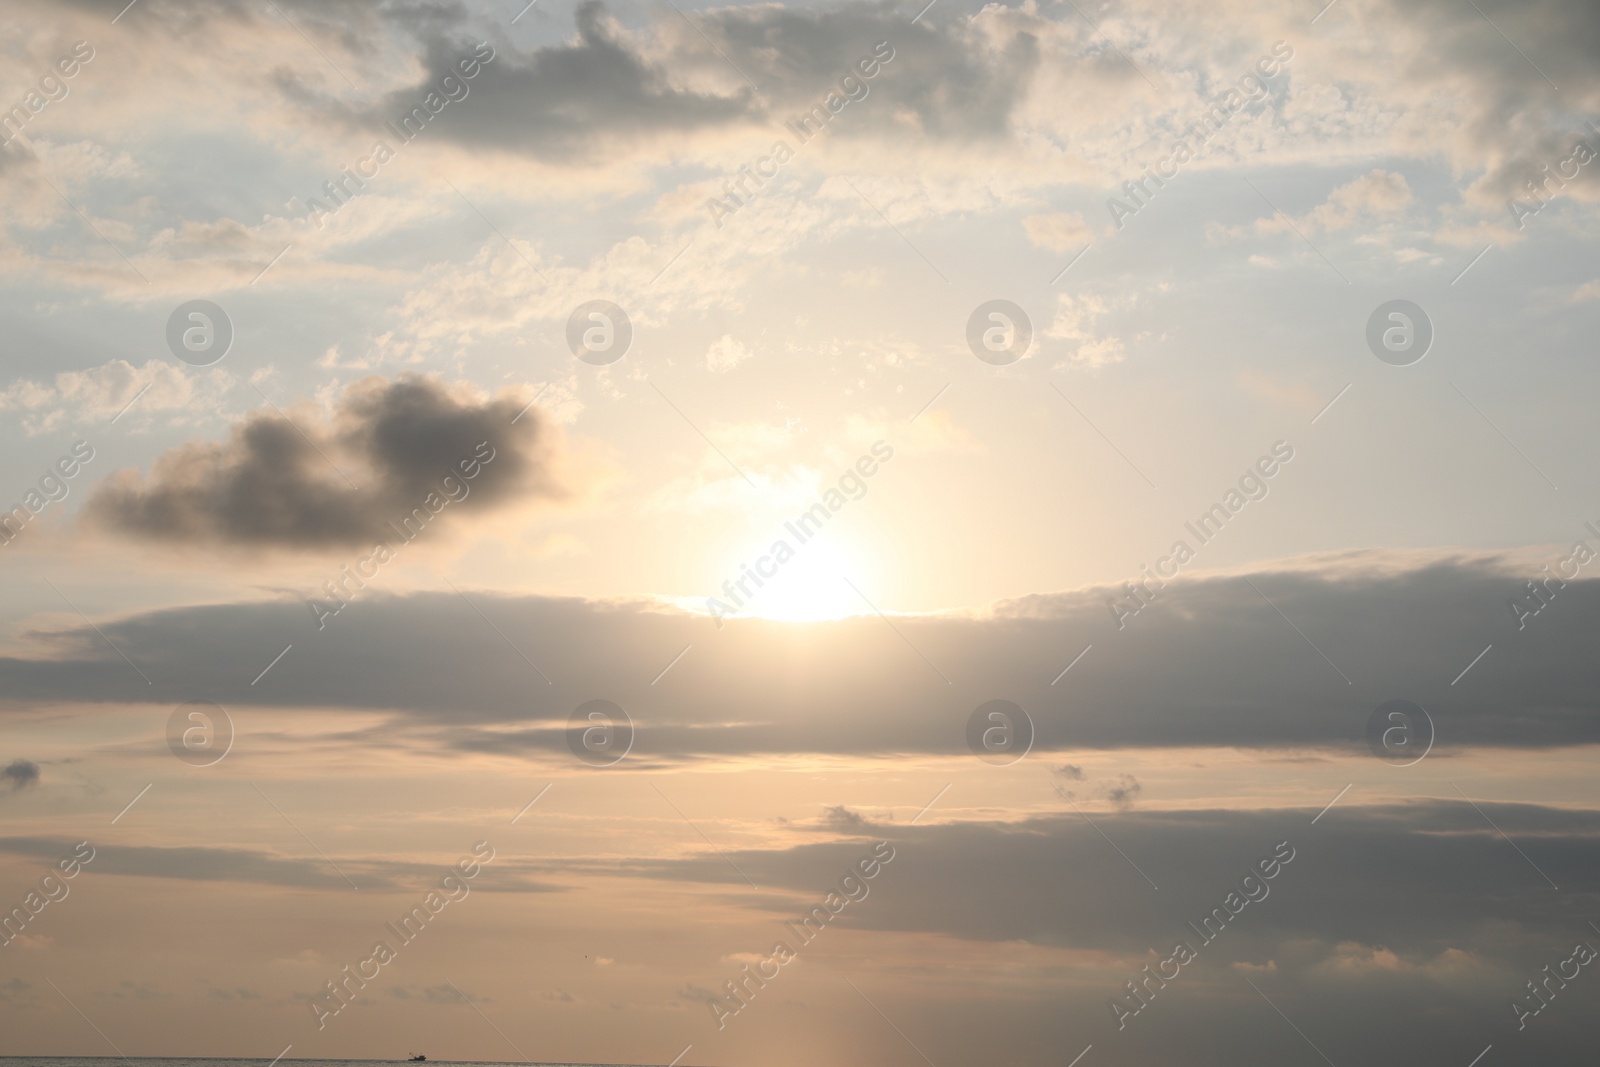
[3,551,1596,756]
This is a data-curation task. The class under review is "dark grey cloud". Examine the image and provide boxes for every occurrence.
[86,375,565,550]
[703,0,1040,141]
[1390,0,1600,208]
[649,801,1600,1067]
[1,759,40,792]
[378,1,757,161]
[1,551,1594,758]
[0,836,387,890]
[0,835,561,893]
[318,1,1040,161]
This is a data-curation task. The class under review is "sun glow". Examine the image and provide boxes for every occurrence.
[723,535,871,622]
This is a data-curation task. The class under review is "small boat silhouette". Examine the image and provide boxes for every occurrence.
[408,1056,426,1062]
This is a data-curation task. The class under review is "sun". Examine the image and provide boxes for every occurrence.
[729,535,870,622]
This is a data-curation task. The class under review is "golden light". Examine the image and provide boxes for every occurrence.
[729,534,869,622]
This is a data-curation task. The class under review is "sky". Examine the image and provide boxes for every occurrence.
[0,0,1598,1064]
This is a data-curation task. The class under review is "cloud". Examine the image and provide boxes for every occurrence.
[348,2,757,165]
[1049,766,1140,809]
[705,334,754,372]
[641,797,1600,1064]
[1094,773,1142,810]
[0,359,231,435]
[3,550,1598,756]
[1046,292,1126,368]
[1,759,39,792]
[0,837,386,890]
[820,805,873,831]
[1023,211,1095,252]
[1254,170,1413,236]
[391,983,482,1004]
[85,375,567,551]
